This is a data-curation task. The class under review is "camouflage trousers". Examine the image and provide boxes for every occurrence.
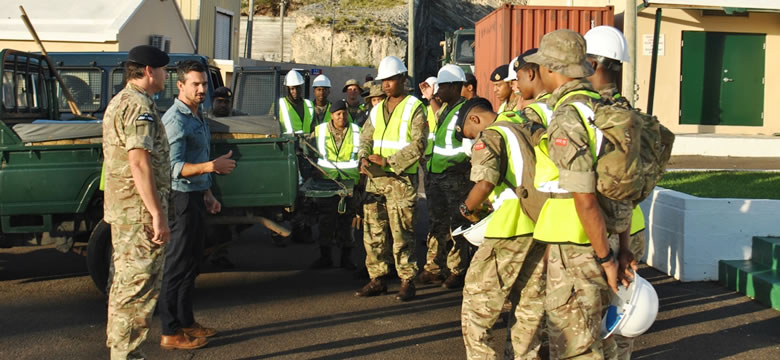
[424,171,471,276]
[362,174,419,280]
[545,243,616,360]
[608,230,647,360]
[106,223,165,360]
[461,236,546,359]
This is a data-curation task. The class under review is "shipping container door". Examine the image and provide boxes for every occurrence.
[680,31,765,126]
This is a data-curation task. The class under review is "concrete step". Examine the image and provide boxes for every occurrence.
[719,260,780,311]
[752,236,780,271]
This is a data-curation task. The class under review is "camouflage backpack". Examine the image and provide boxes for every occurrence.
[557,91,675,206]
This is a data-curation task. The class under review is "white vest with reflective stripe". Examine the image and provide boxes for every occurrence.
[315,122,361,181]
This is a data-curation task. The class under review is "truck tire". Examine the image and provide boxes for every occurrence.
[87,220,112,294]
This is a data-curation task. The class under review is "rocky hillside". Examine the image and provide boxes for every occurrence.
[289,0,527,77]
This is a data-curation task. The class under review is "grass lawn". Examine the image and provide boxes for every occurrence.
[658,171,780,200]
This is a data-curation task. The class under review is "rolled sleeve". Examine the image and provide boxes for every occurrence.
[357,116,375,160]
[163,113,187,180]
[548,105,597,193]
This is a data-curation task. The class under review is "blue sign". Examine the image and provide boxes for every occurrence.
[311,68,322,75]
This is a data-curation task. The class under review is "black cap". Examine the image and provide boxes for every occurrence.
[513,48,538,71]
[454,97,493,141]
[128,45,169,68]
[214,86,233,99]
[329,99,347,113]
[490,64,510,82]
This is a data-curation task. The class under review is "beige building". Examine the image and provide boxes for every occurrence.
[0,0,196,53]
[177,0,241,61]
[524,0,780,135]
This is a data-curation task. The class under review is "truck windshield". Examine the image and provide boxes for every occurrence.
[57,69,102,113]
[111,68,179,112]
[454,34,475,64]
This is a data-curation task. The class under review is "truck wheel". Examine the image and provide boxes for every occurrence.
[87,220,112,295]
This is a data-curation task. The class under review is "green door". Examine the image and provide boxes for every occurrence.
[680,31,765,126]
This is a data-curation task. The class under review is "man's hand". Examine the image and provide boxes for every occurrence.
[367,154,387,167]
[150,215,170,245]
[360,158,370,175]
[617,248,638,288]
[418,81,434,100]
[601,259,620,293]
[212,150,236,174]
[204,191,222,215]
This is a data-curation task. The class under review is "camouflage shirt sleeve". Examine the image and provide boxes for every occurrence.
[387,105,427,175]
[548,104,596,193]
[469,129,503,186]
[122,97,157,153]
[521,106,544,127]
[357,111,375,160]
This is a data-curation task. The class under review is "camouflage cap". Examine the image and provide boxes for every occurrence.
[523,29,594,78]
[364,81,385,101]
[342,79,362,93]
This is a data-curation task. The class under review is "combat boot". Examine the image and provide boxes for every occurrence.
[310,246,333,269]
[443,273,465,289]
[416,270,444,285]
[354,277,387,297]
[396,279,416,301]
[339,247,356,271]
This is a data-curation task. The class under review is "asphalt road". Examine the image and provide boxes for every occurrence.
[1,199,779,359]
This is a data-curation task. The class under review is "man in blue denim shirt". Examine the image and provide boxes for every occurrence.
[159,60,235,350]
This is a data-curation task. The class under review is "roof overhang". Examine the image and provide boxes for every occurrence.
[643,0,780,12]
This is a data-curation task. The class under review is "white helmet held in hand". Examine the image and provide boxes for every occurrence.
[585,25,631,63]
[312,74,331,88]
[376,56,408,80]
[452,213,493,247]
[437,64,467,84]
[285,70,305,87]
[601,272,659,339]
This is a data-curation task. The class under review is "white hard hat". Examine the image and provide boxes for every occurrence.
[312,74,331,88]
[506,57,519,81]
[585,25,631,63]
[285,70,305,87]
[452,213,493,247]
[601,272,659,339]
[376,56,407,80]
[437,64,467,84]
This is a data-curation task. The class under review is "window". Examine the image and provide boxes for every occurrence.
[215,9,233,60]
[111,68,179,112]
[57,69,102,113]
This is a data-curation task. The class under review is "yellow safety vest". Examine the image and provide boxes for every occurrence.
[369,95,423,174]
[425,105,436,156]
[631,205,646,234]
[428,100,467,174]
[533,90,604,245]
[483,124,536,238]
[525,94,553,127]
[315,122,361,182]
[279,97,315,134]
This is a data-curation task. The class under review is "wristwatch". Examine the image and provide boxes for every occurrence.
[594,248,614,265]
[459,202,473,217]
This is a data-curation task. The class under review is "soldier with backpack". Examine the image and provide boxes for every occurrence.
[455,97,548,359]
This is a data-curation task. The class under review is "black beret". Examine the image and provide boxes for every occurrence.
[513,48,538,71]
[329,99,347,113]
[490,64,510,82]
[454,97,494,141]
[214,86,233,99]
[128,45,169,68]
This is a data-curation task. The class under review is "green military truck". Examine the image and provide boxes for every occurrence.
[442,28,475,74]
[0,49,302,292]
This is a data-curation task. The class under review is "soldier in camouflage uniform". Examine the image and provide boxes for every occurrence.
[355,56,427,301]
[491,64,519,113]
[102,45,175,360]
[525,29,635,360]
[456,98,547,359]
[585,25,645,360]
[514,48,552,128]
[343,79,368,126]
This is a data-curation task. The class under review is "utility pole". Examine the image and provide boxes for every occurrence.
[330,1,336,67]
[245,0,254,58]
[280,0,286,62]
[408,0,415,89]
[623,0,637,106]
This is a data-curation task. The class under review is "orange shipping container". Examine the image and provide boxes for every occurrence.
[475,5,614,109]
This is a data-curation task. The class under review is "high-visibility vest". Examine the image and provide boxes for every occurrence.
[315,122,361,182]
[428,100,467,174]
[631,205,646,234]
[279,97,314,134]
[482,123,536,238]
[425,105,436,156]
[533,90,604,245]
[369,95,423,174]
[525,94,553,127]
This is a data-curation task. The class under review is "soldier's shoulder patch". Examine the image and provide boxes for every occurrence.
[473,141,486,151]
[137,113,155,122]
[554,138,568,146]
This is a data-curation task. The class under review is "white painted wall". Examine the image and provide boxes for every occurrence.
[642,187,780,281]
[671,134,780,158]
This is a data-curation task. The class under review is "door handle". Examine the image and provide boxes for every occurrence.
[723,77,734,82]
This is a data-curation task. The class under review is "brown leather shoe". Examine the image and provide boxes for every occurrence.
[354,278,387,297]
[182,322,217,338]
[443,273,465,289]
[160,330,208,350]
[396,279,416,301]
[416,270,444,285]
